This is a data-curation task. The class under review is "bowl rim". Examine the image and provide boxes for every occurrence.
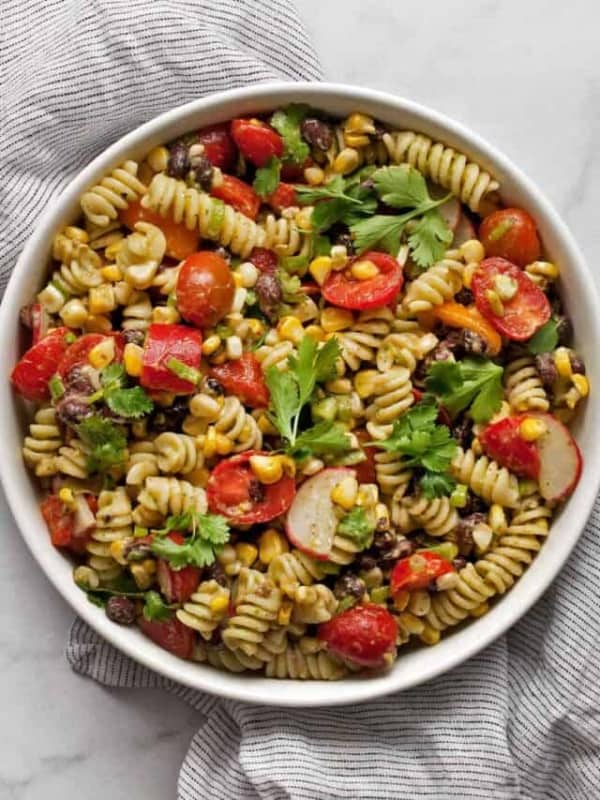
[2,80,599,707]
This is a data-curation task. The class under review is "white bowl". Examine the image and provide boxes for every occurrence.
[2,82,599,707]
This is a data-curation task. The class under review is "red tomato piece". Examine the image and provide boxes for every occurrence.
[176,251,234,328]
[479,208,541,267]
[267,182,297,214]
[40,495,74,548]
[322,251,404,311]
[156,533,201,603]
[472,257,551,340]
[140,323,202,394]
[30,303,50,345]
[197,122,237,172]
[230,118,283,167]
[120,202,200,261]
[210,353,269,408]
[479,415,540,480]
[318,603,397,668]
[138,615,196,659]
[11,327,71,401]
[211,174,260,220]
[207,451,295,525]
[56,333,125,381]
[280,158,312,182]
[390,552,455,594]
[353,430,377,485]
[249,247,278,274]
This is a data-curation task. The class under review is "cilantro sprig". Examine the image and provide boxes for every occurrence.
[150,511,230,570]
[270,104,310,164]
[527,318,560,355]
[253,156,281,198]
[350,165,453,267]
[294,173,377,232]
[93,363,154,419]
[264,335,352,460]
[371,399,458,499]
[425,357,504,424]
[77,415,127,474]
[76,576,176,621]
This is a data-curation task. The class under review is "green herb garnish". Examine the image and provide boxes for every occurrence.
[151,511,230,570]
[76,415,127,474]
[425,357,504,424]
[253,156,281,197]
[527,319,560,355]
[270,104,310,164]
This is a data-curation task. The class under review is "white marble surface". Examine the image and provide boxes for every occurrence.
[2,1,599,797]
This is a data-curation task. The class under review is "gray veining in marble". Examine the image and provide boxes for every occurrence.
[2,1,599,797]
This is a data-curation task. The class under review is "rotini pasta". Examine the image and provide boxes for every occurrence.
[504,357,549,412]
[81,160,146,228]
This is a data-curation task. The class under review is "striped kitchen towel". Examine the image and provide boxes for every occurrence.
[3,1,600,799]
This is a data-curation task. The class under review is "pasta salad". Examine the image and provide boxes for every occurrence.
[11,107,587,679]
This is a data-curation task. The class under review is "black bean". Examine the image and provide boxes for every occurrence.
[555,315,573,346]
[378,538,414,563]
[461,492,487,518]
[205,561,228,587]
[56,394,94,427]
[333,573,366,601]
[373,529,396,551]
[106,596,137,626]
[457,329,488,356]
[569,354,586,375]
[300,118,333,151]
[357,554,378,572]
[122,329,146,346]
[167,141,190,179]
[255,272,283,322]
[204,377,224,396]
[454,512,487,557]
[192,155,214,191]
[65,365,95,394]
[452,557,467,571]
[454,287,474,306]
[452,416,473,449]
[150,397,190,433]
[19,304,33,329]
[535,352,558,388]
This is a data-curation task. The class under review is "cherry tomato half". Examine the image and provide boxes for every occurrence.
[40,495,74,548]
[231,118,283,168]
[138,615,196,659]
[479,415,540,480]
[156,533,201,603]
[210,353,269,409]
[120,202,200,261]
[140,323,202,394]
[472,257,551,341]
[479,208,541,267]
[211,174,260,220]
[197,122,237,172]
[267,182,297,214]
[322,251,404,311]
[390,551,455,594]
[206,450,296,525]
[56,333,125,381]
[11,327,71,401]
[176,251,234,328]
[318,603,397,668]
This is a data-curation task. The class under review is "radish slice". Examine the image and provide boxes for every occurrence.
[438,196,461,232]
[286,467,354,560]
[534,413,583,502]
[453,213,476,246]
[72,494,96,537]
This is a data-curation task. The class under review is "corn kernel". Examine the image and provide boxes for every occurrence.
[258,528,289,565]
[225,335,243,360]
[309,255,333,286]
[356,484,378,509]
[105,240,123,262]
[488,503,507,535]
[462,262,478,289]
[257,413,279,435]
[101,264,123,282]
[330,245,348,270]
[59,298,88,327]
[470,602,489,618]
[146,145,169,173]
[131,562,154,590]
[419,625,441,646]
[485,288,504,316]
[344,132,370,148]
[572,373,589,397]
[351,259,379,281]
[186,467,210,487]
[124,342,144,377]
[325,377,352,394]
[344,112,376,135]
[141,558,156,575]
[519,416,548,442]
[73,565,99,590]
[277,315,304,344]
[215,432,234,456]
[304,324,324,341]
[332,147,360,175]
[59,487,75,506]
[277,600,293,626]
[109,539,128,565]
[237,261,259,288]
[526,260,559,281]
[84,314,112,334]
[459,239,485,264]
[202,335,222,356]
[354,369,378,399]
[209,595,229,614]
[321,306,354,333]
[89,285,117,315]
[235,542,258,568]
[494,274,518,301]
[202,427,218,458]
[304,166,325,185]
[88,336,116,368]
[331,475,358,510]
[300,457,325,476]
[471,437,483,456]
[249,454,283,485]
[393,590,410,612]
[152,305,180,324]
[554,347,572,378]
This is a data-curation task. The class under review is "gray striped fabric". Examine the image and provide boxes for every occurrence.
[3,2,600,799]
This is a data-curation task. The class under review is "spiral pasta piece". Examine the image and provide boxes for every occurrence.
[125,441,159,486]
[38,234,103,313]
[55,439,89,479]
[81,161,147,227]
[132,476,208,526]
[425,562,497,630]
[363,367,415,433]
[265,639,347,680]
[86,488,132,583]
[451,447,520,508]
[22,407,62,476]
[259,212,312,257]
[268,550,328,598]
[382,131,500,212]
[177,580,230,639]
[153,433,204,475]
[401,254,464,315]
[337,308,393,372]
[221,568,282,656]
[141,174,267,258]
[194,641,263,672]
[204,397,263,453]
[117,222,166,290]
[403,495,459,537]
[376,327,438,373]
[122,290,153,332]
[504,357,549,412]
[292,584,338,624]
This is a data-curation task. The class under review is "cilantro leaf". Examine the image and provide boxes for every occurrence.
[253,156,281,198]
[106,386,154,419]
[408,209,454,269]
[426,357,504,424]
[291,420,352,459]
[337,507,375,549]
[372,165,429,208]
[142,590,175,622]
[420,471,457,499]
[151,512,230,569]
[527,319,560,355]
[265,366,299,444]
[295,176,376,233]
[294,175,348,205]
[77,416,127,474]
[270,104,310,164]
[350,214,407,255]
[100,363,126,393]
